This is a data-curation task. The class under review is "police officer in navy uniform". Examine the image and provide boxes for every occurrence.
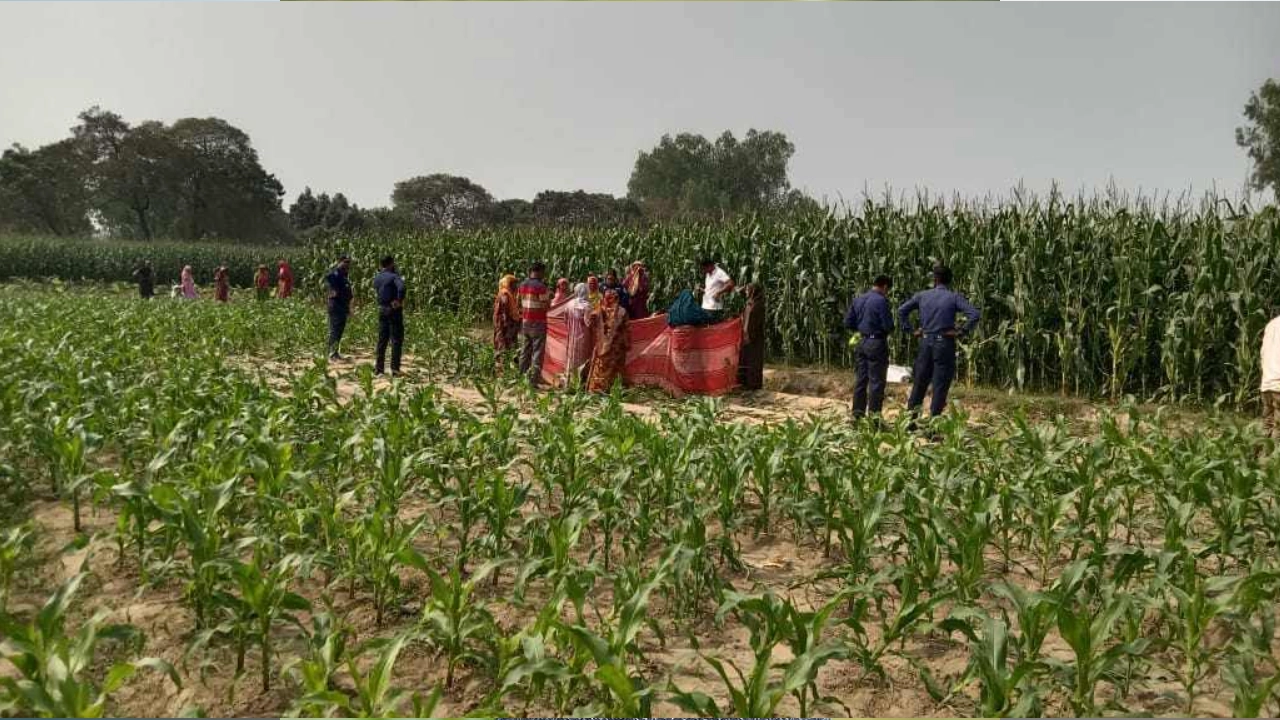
[844,274,895,420]
[325,254,354,361]
[372,255,406,376]
[897,264,980,420]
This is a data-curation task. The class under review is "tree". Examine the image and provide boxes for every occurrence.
[530,190,641,225]
[487,198,534,226]
[65,107,290,241]
[94,121,186,240]
[391,174,494,230]
[627,129,796,217]
[1237,78,1280,200]
[289,187,321,230]
[167,117,287,241]
[0,141,93,236]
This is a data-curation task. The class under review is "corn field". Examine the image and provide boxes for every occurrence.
[3,189,1279,405]
[2,285,1280,717]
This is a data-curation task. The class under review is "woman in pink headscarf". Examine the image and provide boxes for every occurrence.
[563,282,595,386]
[180,265,198,299]
[551,277,570,307]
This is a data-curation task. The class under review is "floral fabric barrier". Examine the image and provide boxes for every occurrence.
[541,306,742,396]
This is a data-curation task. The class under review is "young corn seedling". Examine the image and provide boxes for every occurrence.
[562,549,678,716]
[1159,550,1242,715]
[223,550,312,692]
[285,611,354,718]
[0,572,180,718]
[1050,582,1148,716]
[418,560,500,688]
[0,523,34,614]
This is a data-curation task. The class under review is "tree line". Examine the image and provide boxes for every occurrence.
[0,106,814,243]
[5,79,1276,243]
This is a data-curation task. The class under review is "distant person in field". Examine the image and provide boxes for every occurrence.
[517,261,550,384]
[898,265,980,422]
[180,265,198,300]
[601,269,630,314]
[325,255,354,361]
[132,260,154,300]
[373,255,406,377]
[737,283,766,391]
[1260,313,1280,440]
[492,274,521,374]
[587,288,630,393]
[254,265,271,301]
[586,275,602,310]
[213,265,230,303]
[563,282,595,386]
[277,258,294,299]
[623,261,650,318]
[551,277,570,307]
[845,275,895,420]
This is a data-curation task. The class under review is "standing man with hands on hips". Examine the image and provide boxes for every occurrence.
[897,264,980,423]
[845,274,895,421]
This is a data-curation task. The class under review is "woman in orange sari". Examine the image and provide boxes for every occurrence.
[492,274,521,372]
[586,288,629,393]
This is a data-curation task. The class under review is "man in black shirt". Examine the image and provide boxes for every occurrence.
[326,255,354,361]
[132,260,155,299]
[372,255,406,376]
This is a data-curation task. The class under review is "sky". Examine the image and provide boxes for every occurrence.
[1,2,1278,209]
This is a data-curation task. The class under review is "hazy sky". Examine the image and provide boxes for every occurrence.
[2,2,1278,208]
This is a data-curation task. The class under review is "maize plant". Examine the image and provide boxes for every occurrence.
[0,285,1279,716]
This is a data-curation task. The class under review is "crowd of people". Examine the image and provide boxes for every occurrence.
[125,251,1280,435]
[493,258,763,393]
[131,258,297,302]
[130,252,994,421]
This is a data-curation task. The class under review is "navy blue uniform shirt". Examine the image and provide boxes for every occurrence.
[897,285,980,336]
[373,269,406,307]
[326,268,353,312]
[844,290,895,336]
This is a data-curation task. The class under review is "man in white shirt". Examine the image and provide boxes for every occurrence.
[1261,314,1280,439]
[698,258,735,322]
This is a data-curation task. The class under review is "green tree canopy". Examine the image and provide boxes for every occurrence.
[530,190,641,225]
[391,173,494,230]
[627,129,796,217]
[1237,78,1280,200]
[0,140,94,236]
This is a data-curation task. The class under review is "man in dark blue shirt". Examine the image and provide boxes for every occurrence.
[897,264,980,419]
[372,255,407,376]
[325,254,353,361]
[844,275,895,420]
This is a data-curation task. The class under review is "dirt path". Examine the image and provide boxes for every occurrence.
[240,352,907,428]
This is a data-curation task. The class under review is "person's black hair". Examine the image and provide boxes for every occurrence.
[338,253,351,262]
[381,255,395,268]
[530,261,546,274]
[699,257,716,268]
[606,268,618,277]
[873,274,892,288]
[933,264,952,286]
